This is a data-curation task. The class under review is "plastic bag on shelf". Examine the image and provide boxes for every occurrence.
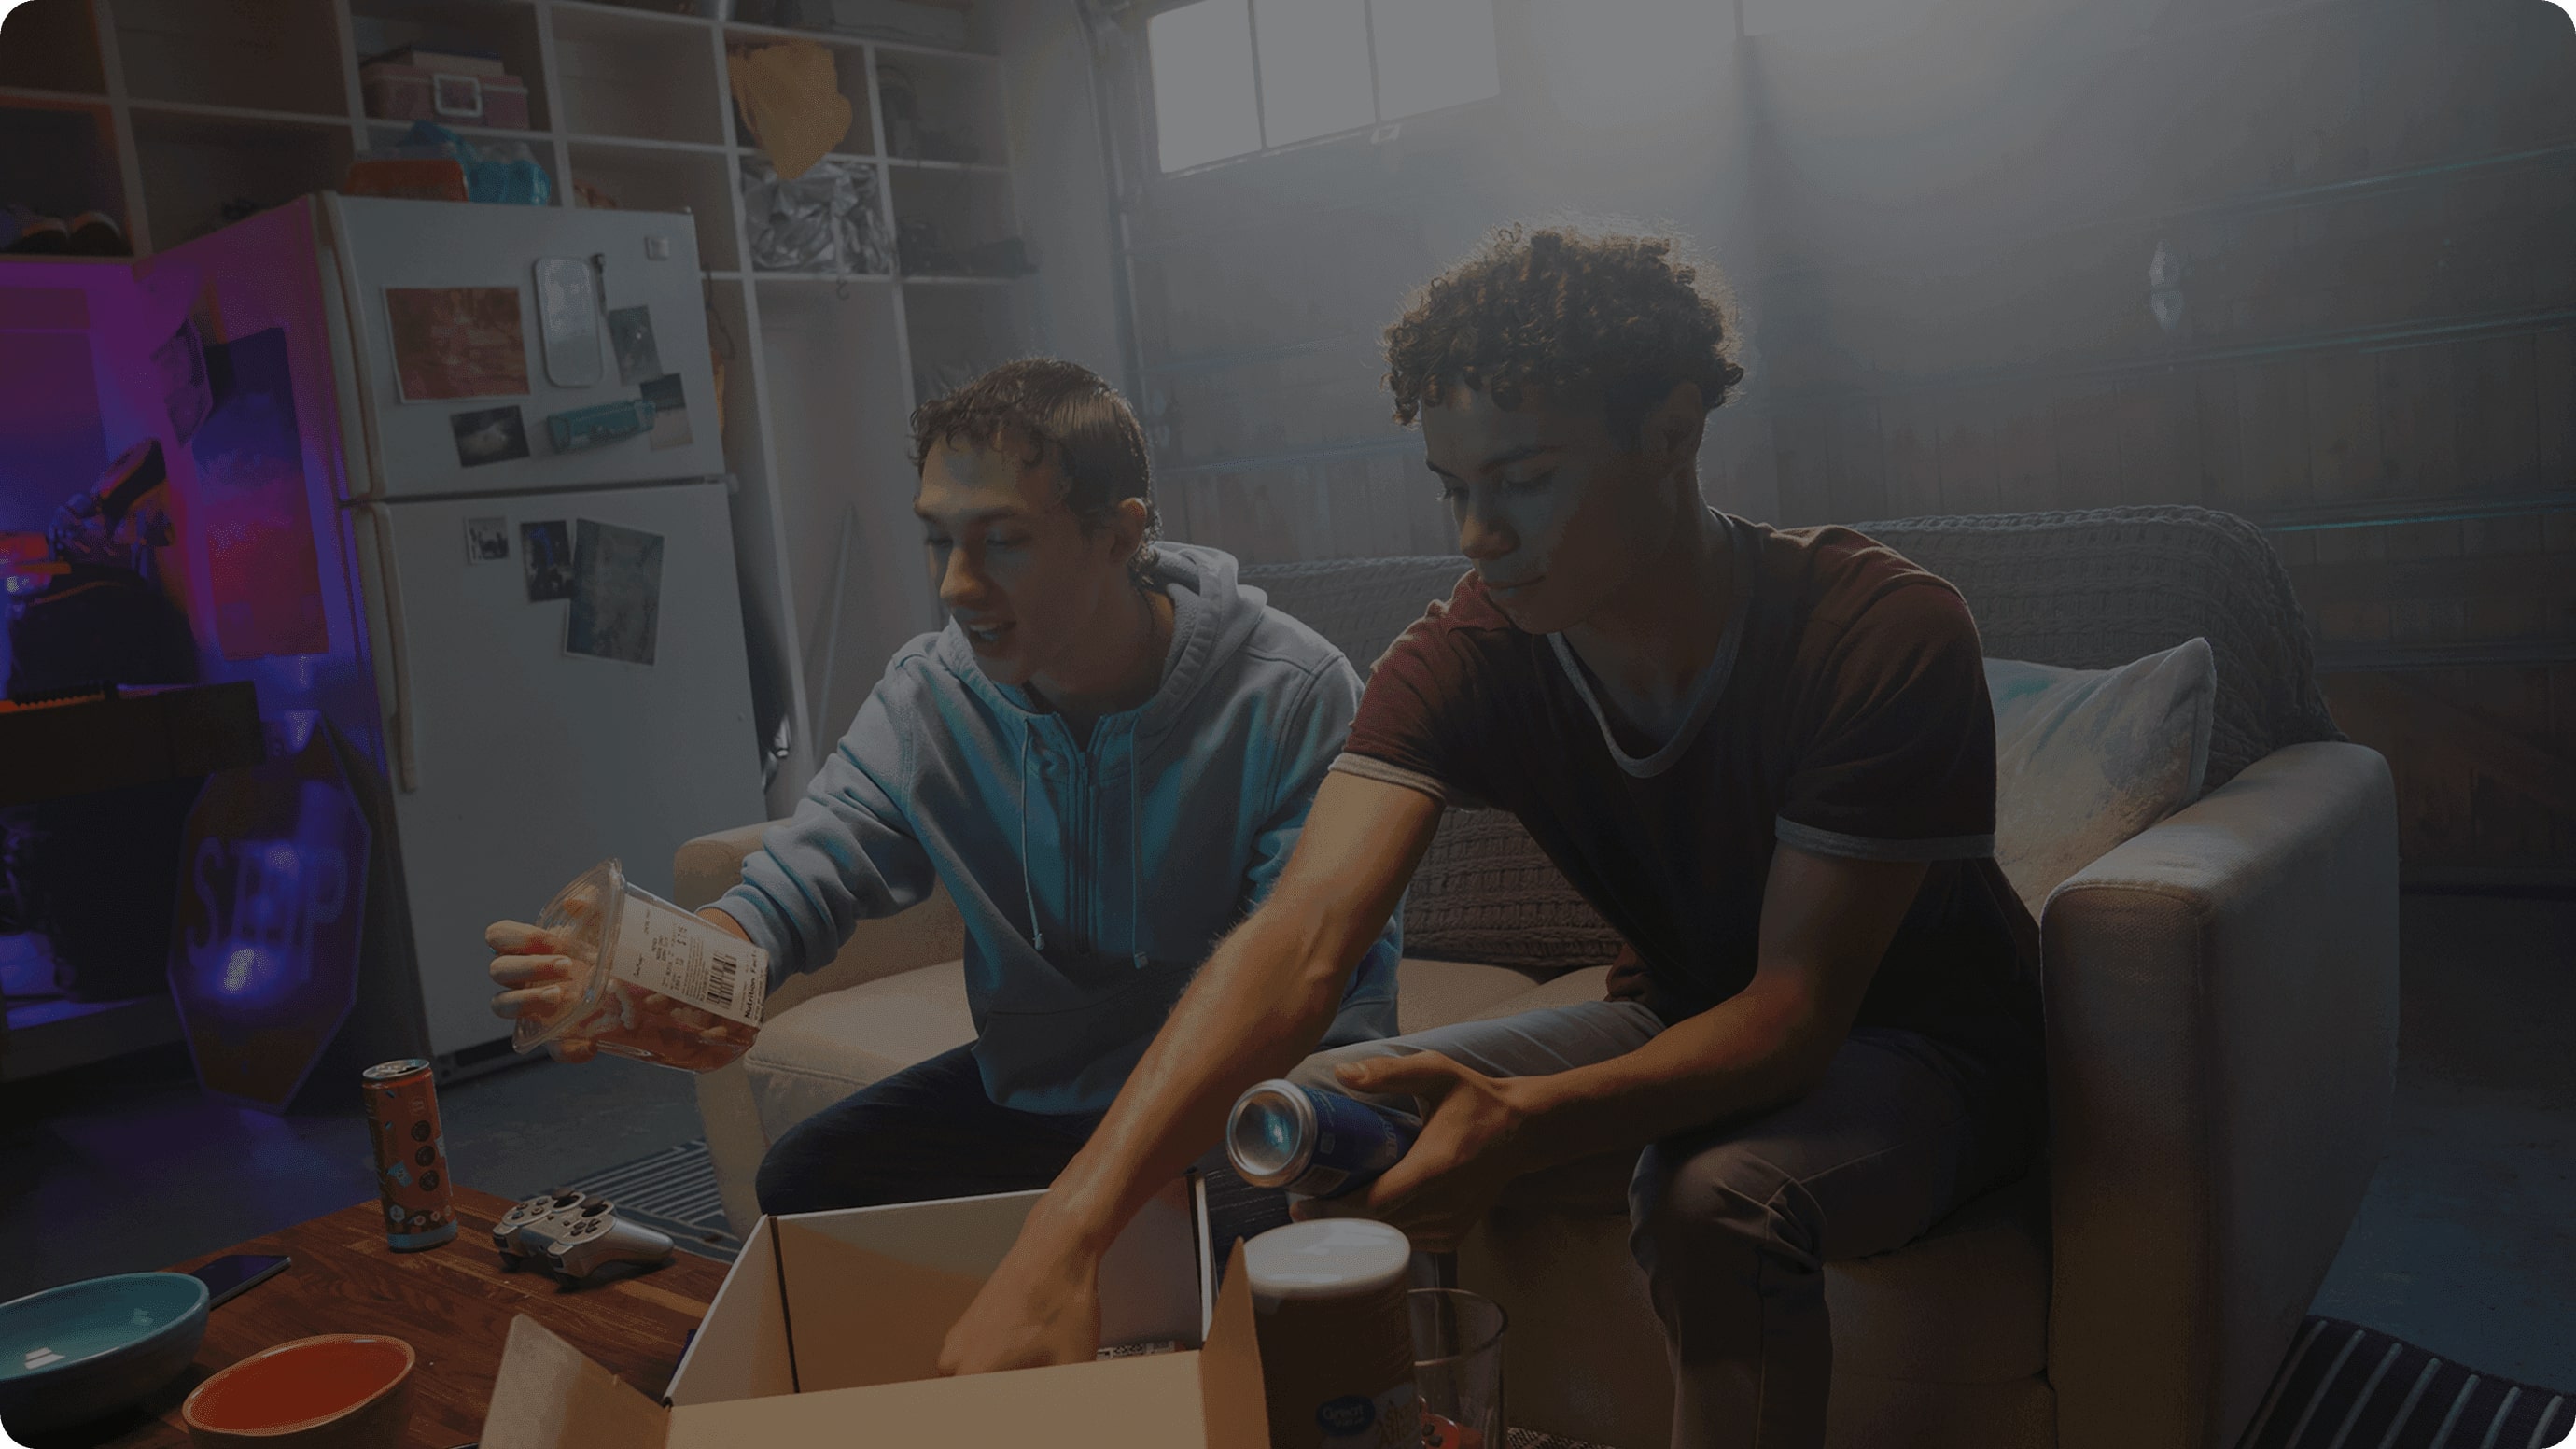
[350,122,553,206]
[740,156,891,274]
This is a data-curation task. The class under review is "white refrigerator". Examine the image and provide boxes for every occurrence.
[287,194,767,1063]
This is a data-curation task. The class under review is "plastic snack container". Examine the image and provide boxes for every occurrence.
[511,859,768,1072]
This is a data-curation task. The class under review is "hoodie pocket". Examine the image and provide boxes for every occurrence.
[974,956,1197,1109]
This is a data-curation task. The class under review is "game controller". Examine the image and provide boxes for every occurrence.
[493,1189,674,1280]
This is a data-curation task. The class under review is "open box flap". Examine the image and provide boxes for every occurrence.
[778,1217,994,1391]
[1197,1239,1270,1445]
[664,1347,1214,1449]
[665,1213,795,1406]
[482,1315,670,1449]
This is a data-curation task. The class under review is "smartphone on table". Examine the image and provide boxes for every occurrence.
[188,1254,290,1309]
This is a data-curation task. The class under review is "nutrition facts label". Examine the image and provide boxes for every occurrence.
[607,893,768,1028]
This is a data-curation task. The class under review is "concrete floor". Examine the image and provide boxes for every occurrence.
[5,893,2572,1388]
[0,1040,704,1305]
[2307,893,2576,1387]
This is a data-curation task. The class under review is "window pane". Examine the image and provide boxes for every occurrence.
[1371,0,1501,121]
[1152,0,1264,172]
[1253,0,1376,147]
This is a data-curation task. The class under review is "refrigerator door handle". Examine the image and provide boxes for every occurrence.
[354,501,420,793]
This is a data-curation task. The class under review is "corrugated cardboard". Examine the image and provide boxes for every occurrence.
[480,1177,1270,1449]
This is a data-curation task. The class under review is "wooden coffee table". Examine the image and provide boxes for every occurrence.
[39,1187,729,1449]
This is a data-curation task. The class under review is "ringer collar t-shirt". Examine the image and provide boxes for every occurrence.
[1332,512,2041,1068]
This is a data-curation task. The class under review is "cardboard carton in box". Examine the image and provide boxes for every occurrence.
[480,1178,1271,1448]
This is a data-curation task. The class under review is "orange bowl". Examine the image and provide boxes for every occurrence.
[180,1334,415,1448]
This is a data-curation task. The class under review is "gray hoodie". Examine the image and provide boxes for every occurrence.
[715,542,1403,1114]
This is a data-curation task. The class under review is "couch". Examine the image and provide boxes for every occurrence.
[673,505,2398,1449]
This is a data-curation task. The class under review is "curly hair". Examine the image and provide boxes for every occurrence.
[910,358,1161,586]
[1383,223,1748,445]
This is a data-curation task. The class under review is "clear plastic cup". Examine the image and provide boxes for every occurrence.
[1410,1288,1506,1449]
[510,859,768,1073]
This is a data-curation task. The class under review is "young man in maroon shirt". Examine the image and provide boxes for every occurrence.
[938,226,2046,1448]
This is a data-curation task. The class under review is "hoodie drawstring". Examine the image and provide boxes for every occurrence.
[1129,727,1144,970]
[1018,725,1045,953]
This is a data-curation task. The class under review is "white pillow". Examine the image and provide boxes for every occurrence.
[1985,638,2216,917]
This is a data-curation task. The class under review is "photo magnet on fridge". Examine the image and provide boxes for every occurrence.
[641,373,693,450]
[451,404,531,468]
[608,305,663,386]
[522,520,573,601]
[465,516,511,565]
[386,286,531,401]
[565,518,664,666]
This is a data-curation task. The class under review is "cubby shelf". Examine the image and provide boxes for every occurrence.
[562,132,735,153]
[0,84,110,104]
[6,0,1032,819]
[126,99,357,127]
[363,118,558,145]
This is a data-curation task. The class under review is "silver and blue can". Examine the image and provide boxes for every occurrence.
[1226,1078,1421,1200]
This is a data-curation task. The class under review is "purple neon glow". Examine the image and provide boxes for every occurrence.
[179,780,359,1008]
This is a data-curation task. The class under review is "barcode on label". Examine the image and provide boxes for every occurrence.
[707,950,742,1013]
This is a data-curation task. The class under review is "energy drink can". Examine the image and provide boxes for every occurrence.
[1226,1078,1421,1200]
[362,1058,458,1251]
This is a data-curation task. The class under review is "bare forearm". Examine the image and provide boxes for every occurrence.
[1513,985,1829,1175]
[1028,908,1351,1257]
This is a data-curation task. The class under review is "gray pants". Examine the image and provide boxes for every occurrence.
[1291,1001,2041,1449]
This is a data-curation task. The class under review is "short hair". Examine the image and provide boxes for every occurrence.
[909,358,1160,584]
[1382,223,1748,445]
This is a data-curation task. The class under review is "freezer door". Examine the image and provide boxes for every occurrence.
[322,194,724,499]
[364,482,766,1059]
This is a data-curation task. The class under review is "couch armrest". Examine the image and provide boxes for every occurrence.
[2040,741,2397,1449]
[672,821,971,1233]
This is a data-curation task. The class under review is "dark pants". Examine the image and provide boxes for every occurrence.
[753,1044,1105,1216]
[1295,1001,2043,1449]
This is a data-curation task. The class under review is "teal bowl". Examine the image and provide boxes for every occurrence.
[0,1272,210,1438]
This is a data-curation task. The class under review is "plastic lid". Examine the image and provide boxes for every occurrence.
[510,858,626,1054]
[1241,1219,1412,1301]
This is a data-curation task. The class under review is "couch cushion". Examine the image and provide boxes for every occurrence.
[1989,637,2217,917]
[1465,963,1616,1021]
[742,959,976,1142]
[1394,956,1554,1034]
[1827,1173,2051,1383]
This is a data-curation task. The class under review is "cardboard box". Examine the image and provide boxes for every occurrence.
[481,1178,1272,1448]
[362,63,532,130]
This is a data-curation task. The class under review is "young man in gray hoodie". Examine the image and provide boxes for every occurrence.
[485,359,1400,1212]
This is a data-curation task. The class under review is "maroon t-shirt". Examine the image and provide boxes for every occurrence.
[1334,513,2041,1069]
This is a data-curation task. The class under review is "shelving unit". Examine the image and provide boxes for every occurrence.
[1,0,1039,812]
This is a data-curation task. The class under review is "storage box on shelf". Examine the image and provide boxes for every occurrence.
[361,50,533,131]
[349,0,553,128]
